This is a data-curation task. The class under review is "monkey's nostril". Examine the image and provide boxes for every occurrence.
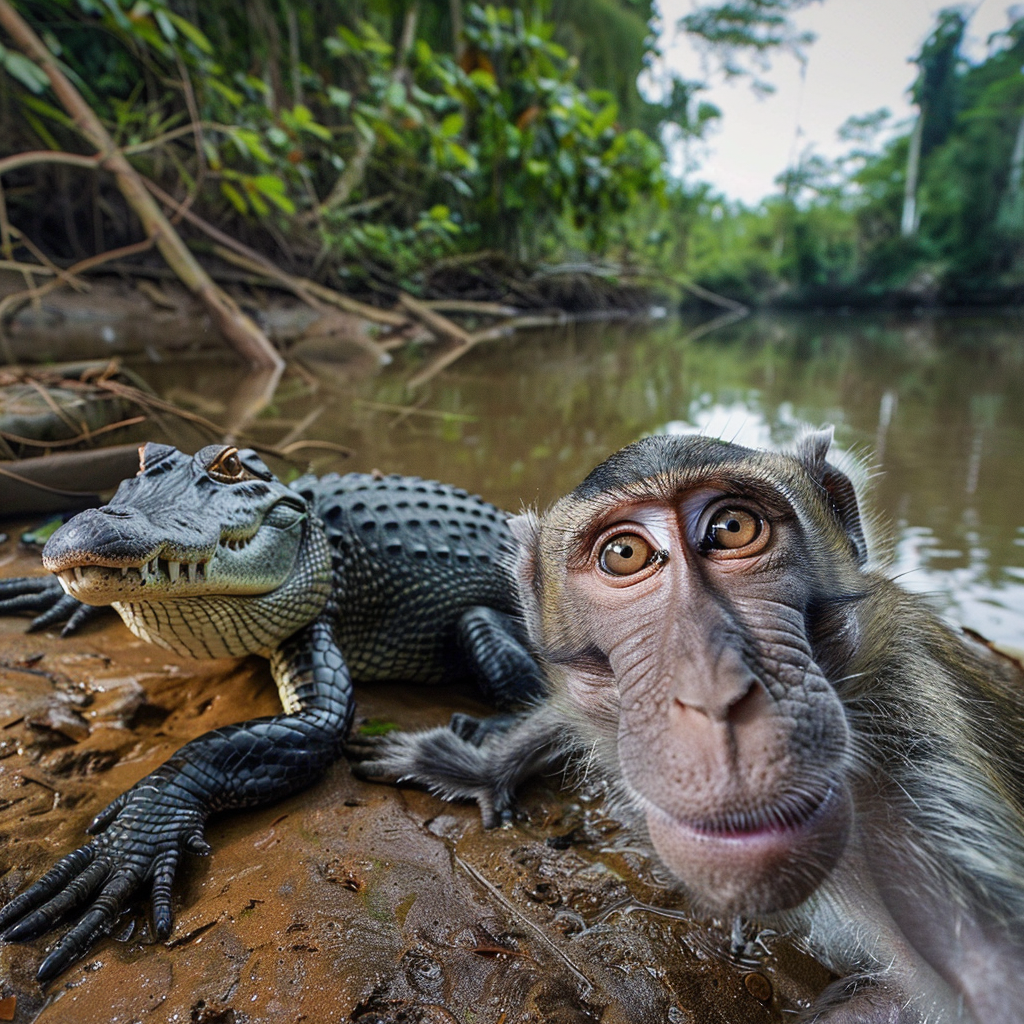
[727,679,766,726]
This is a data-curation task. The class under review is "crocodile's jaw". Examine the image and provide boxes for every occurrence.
[50,508,305,606]
[110,520,334,659]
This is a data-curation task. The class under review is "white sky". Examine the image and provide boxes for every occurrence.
[652,0,1021,204]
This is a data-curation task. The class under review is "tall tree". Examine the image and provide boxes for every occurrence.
[901,7,966,237]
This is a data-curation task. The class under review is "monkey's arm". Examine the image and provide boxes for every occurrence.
[0,574,111,634]
[351,703,570,828]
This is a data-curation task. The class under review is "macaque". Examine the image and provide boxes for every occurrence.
[356,429,1024,1023]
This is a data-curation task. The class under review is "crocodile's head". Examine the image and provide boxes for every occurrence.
[43,443,316,606]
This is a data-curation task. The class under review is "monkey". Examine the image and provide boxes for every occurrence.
[354,428,1024,1023]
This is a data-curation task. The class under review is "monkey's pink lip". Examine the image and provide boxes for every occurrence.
[643,782,850,915]
[685,784,837,840]
[646,782,840,846]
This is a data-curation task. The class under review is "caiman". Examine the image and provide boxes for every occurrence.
[0,442,543,981]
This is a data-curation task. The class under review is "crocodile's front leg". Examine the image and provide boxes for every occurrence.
[0,608,352,982]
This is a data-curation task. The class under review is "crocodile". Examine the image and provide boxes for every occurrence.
[0,442,543,982]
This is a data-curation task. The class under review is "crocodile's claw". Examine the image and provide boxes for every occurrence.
[0,575,108,635]
[0,777,209,982]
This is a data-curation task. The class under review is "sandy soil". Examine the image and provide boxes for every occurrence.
[0,535,832,1024]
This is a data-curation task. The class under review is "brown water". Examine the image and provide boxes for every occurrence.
[131,309,1024,647]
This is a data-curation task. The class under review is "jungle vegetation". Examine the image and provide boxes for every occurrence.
[669,7,1024,307]
[0,1,1021,310]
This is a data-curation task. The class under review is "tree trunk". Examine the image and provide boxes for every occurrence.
[0,0,283,371]
[901,106,925,237]
[449,0,465,61]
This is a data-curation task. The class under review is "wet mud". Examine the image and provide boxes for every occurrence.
[0,537,834,1023]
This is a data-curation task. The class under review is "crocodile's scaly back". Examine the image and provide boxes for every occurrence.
[294,472,518,684]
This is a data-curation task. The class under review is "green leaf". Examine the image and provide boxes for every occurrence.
[232,128,273,163]
[251,174,296,214]
[220,181,248,214]
[439,112,464,138]
[0,46,49,94]
[592,101,618,136]
[167,12,213,54]
[327,87,351,109]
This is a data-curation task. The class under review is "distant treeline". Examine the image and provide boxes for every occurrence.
[661,10,1024,307]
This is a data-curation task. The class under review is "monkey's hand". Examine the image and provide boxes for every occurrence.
[0,575,110,635]
[350,726,520,827]
[349,705,570,830]
[0,772,209,983]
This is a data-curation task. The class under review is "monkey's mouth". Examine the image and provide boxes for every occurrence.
[641,781,851,915]
[683,784,837,839]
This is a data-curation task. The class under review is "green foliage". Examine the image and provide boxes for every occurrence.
[1,0,669,285]
[658,9,1024,305]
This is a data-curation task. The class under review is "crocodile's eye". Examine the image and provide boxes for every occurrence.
[703,507,768,556]
[599,533,653,576]
[208,447,244,482]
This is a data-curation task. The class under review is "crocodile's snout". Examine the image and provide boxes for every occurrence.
[42,506,166,572]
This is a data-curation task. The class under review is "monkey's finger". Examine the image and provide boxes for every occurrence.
[150,848,180,939]
[0,847,95,933]
[349,757,400,782]
[36,871,141,983]
[0,859,110,942]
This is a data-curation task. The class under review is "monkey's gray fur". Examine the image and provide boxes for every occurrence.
[356,429,1024,1023]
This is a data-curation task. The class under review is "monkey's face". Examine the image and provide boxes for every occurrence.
[517,433,865,918]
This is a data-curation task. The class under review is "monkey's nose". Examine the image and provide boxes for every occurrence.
[674,675,765,724]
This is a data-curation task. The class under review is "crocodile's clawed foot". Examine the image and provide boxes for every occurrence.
[348,726,517,829]
[0,778,209,982]
[0,576,109,635]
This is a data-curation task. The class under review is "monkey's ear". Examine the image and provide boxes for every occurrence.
[796,428,869,567]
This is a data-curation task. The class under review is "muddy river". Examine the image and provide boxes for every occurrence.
[143,308,1022,645]
[0,308,1022,1023]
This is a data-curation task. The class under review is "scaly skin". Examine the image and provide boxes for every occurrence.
[0,443,543,981]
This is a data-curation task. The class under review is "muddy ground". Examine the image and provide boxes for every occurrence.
[0,535,833,1024]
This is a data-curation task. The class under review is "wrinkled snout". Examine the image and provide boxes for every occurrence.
[41,504,215,572]
[43,506,159,572]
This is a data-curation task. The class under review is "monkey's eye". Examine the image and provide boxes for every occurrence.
[208,447,245,482]
[599,533,654,576]
[703,507,768,555]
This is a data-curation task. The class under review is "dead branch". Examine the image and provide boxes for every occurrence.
[678,278,748,313]
[0,238,154,322]
[422,299,522,317]
[0,150,103,176]
[398,292,473,345]
[0,1,282,371]
[213,246,406,328]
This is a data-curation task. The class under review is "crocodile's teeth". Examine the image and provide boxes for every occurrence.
[185,562,195,583]
[121,566,129,577]
[74,566,85,583]
[167,560,180,583]
[149,558,158,577]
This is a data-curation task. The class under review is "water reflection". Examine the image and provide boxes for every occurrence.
[131,310,1024,647]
